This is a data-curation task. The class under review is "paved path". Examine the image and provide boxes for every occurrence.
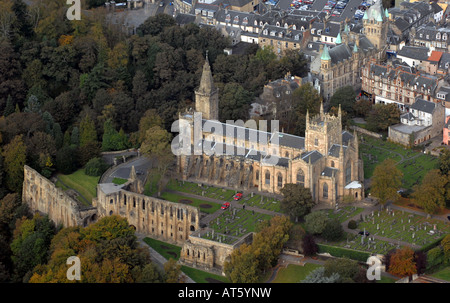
[101,156,153,184]
[136,233,196,283]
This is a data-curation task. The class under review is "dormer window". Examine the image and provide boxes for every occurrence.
[270,30,276,36]
[279,32,283,38]
[318,29,322,35]
[276,21,280,27]
[444,33,448,40]
[225,14,231,22]
[311,28,315,34]
[437,33,441,40]
[420,33,423,38]
[233,16,239,24]
[284,23,288,29]
[263,29,268,35]
[426,34,429,39]
[242,17,248,25]
[293,25,297,30]
[295,34,300,40]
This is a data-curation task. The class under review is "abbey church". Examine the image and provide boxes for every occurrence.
[177,55,365,206]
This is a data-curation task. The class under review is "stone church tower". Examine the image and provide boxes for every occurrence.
[195,53,219,121]
[363,0,388,52]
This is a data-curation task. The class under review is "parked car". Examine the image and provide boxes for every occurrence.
[233,193,243,200]
[221,202,230,210]
[159,1,164,6]
[358,231,370,236]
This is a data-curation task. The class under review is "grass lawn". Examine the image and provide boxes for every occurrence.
[377,275,397,283]
[430,267,450,282]
[56,169,99,206]
[112,177,128,185]
[166,179,236,201]
[237,193,281,212]
[180,266,229,283]
[272,263,322,283]
[143,237,181,260]
[359,136,438,190]
[202,208,273,244]
[143,237,230,283]
[160,192,221,214]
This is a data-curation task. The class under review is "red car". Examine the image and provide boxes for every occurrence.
[221,202,230,210]
[233,193,243,200]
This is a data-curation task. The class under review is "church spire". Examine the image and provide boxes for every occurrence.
[198,51,217,95]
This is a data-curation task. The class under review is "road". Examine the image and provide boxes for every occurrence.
[101,156,154,183]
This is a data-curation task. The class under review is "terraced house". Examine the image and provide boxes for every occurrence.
[361,59,450,112]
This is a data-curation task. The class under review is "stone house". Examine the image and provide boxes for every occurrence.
[388,97,445,146]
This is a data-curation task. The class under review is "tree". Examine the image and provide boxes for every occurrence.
[84,157,108,177]
[353,99,373,118]
[164,258,184,283]
[302,267,340,283]
[219,83,253,121]
[304,211,329,235]
[438,149,450,176]
[138,263,164,283]
[388,247,417,278]
[323,258,365,283]
[322,218,344,241]
[2,135,27,193]
[301,234,318,256]
[79,114,97,147]
[224,216,292,283]
[412,169,447,214]
[3,95,14,117]
[370,158,403,207]
[366,103,400,132]
[10,214,56,282]
[137,14,177,36]
[140,125,174,193]
[280,183,316,222]
[56,145,78,174]
[102,119,129,151]
[291,83,321,136]
[414,251,427,275]
[329,86,356,116]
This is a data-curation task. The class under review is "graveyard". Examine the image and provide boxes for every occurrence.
[359,135,438,190]
[200,207,273,245]
[320,206,450,255]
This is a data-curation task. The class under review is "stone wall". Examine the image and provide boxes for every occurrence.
[22,165,98,227]
[95,183,200,246]
[179,231,254,274]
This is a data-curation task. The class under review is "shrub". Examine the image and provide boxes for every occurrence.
[347,220,357,230]
[301,234,318,256]
[304,211,328,235]
[322,219,344,241]
[84,157,108,177]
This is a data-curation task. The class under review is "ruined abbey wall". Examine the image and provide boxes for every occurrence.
[95,183,200,246]
[22,166,98,227]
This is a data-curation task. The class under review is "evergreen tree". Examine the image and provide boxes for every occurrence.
[70,127,80,146]
[79,115,97,147]
[3,95,15,117]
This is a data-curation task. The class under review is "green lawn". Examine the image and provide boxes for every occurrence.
[160,192,221,214]
[143,237,230,283]
[202,208,273,244]
[56,169,100,206]
[112,177,128,185]
[143,237,181,260]
[180,266,229,283]
[166,179,236,201]
[430,267,450,282]
[272,263,322,283]
[377,275,397,283]
[359,136,438,190]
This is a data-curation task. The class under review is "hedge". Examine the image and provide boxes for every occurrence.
[317,243,371,262]
[417,235,446,253]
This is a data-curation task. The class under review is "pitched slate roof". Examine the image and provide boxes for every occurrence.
[411,98,436,114]
[397,46,430,61]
